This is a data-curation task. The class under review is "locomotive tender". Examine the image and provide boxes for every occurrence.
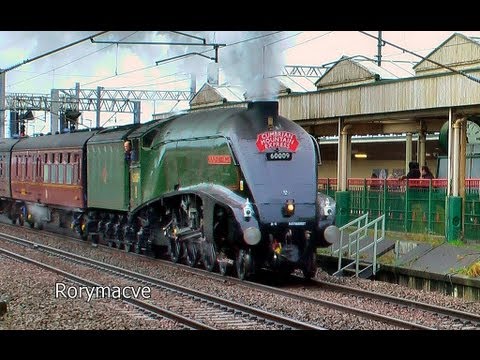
[0,101,339,279]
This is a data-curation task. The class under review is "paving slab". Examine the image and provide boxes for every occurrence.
[398,243,480,275]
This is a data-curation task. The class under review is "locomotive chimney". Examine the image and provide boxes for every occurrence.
[247,101,278,123]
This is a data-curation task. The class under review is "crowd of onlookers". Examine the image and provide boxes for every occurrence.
[400,161,434,180]
[371,161,434,181]
[368,162,435,191]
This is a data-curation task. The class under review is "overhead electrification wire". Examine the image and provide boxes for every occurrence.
[154,31,285,66]
[1,31,108,75]
[83,32,284,89]
[117,74,191,89]
[12,32,286,93]
[222,31,283,48]
[100,111,120,127]
[9,32,138,89]
[381,38,480,59]
[359,31,480,84]
[281,31,334,51]
[80,64,157,87]
[265,32,303,47]
[88,32,285,88]
[11,69,101,78]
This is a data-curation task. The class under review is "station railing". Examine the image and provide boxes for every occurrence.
[318,178,480,241]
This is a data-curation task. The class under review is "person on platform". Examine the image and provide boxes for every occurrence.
[400,161,420,180]
[421,165,434,179]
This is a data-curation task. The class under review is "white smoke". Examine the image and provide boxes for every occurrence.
[0,31,176,93]
[210,31,294,101]
[151,31,210,93]
[0,31,194,128]
[0,31,296,130]
[150,31,297,101]
[0,30,294,97]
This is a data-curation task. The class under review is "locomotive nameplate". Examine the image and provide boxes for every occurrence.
[208,155,231,165]
[266,152,292,161]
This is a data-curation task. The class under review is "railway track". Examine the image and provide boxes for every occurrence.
[0,233,323,330]
[303,277,480,330]
[126,257,480,330]
[2,223,479,330]
[0,247,211,330]
[206,271,480,330]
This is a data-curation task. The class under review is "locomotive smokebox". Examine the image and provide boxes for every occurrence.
[247,101,278,124]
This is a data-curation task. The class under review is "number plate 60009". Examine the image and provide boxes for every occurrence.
[265,152,292,161]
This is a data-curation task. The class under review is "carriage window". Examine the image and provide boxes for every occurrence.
[66,164,73,184]
[59,153,63,164]
[44,153,48,163]
[58,164,64,184]
[25,155,28,180]
[74,154,80,183]
[67,153,71,163]
[31,155,35,178]
[29,157,32,175]
[51,164,57,184]
[21,156,24,180]
[36,156,41,179]
[43,164,50,182]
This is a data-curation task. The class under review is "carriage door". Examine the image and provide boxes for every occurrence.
[129,138,142,209]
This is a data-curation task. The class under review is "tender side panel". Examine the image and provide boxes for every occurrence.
[87,142,129,211]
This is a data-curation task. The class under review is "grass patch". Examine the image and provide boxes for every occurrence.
[457,262,480,278]
[377,250,396,265]
[448,240,464,247]
[382,230,445,247]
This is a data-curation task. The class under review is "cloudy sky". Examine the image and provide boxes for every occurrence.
[1,30,479,134]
